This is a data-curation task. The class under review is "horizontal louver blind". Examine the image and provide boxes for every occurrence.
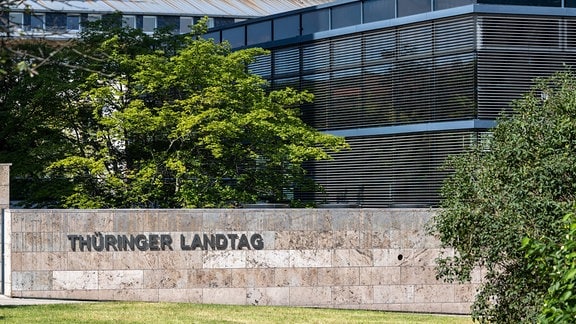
[268,15,478,130]
[302,131,479,208]
[477,16,576,118]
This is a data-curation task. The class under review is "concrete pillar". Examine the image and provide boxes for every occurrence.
[0,164,10,209]
[0,164,10,296]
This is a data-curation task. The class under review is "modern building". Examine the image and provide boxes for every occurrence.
[206,0,576,208]
[0,0,333,38]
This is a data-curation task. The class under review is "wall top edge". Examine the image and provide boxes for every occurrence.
[6,208,436,212]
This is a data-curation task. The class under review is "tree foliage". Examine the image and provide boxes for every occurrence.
[427,69,576,322]
[4,17,347,208]
[523,213,576,323]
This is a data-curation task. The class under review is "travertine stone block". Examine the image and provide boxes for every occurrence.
[203,250,246,269]
[318,268,360,286]
[158,288,202,302]
[21,252,66,271]
[290,249,331,267]
[202,287,246,305]
[143,269,187,289]
[12,271,52,290]
[247,287,290,306]
[246,250,290,268]
[332,249,373,267]
[331,286,373,305]
[399,266,438,285]
[373,249,404,267]
[231,268,275,288]
[333,230,361,249]
[274,268,318,287]
[67,252,115,270]
[414,284,454,303]
[53,271,98,290]
[0,164,10,186]
[359,267,401,285]
[289,286,331,305]
[157,250,202,269]
[373,284,415,304]
[112,251,159,270]
[190,269,232,288]
[98,270,143,289]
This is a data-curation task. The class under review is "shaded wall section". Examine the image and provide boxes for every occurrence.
[6,208,478,314]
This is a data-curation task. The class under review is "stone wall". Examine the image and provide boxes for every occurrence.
[6,208,479,313]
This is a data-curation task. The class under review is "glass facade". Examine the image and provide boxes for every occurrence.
[229,3,576,207]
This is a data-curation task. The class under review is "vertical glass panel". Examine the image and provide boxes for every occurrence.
[302,8,329,35]
[301,73,330,129]
[203,31,221,43]
[330,68,363,129]
[45,13,66,32]
[363,0,395,23]
[180,17,193,34]
[9,12,24,30]
[274,14,300,40]
[222,26,245,48]
[143,16,156,33]
[435,0,475,10]
[567,0,576,7]
[364,30,396,63]
[272,77,300,91]
[398,0,431,17]
[87,14,101,22]
[247,20,272,46]
[30,14,44,30]
[434,16,475,53]
[477,0,560,6]
[331,2,361,29]
[122,15,136,29]
[67,15,80,31]
[397,23,433,57]
[302,42,330,72]
[248,53,272,78]
[273,47,300,76]
[364,64,395,124]
[332,37,362,68]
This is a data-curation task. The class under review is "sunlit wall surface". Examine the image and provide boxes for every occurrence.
[208,0,576,207]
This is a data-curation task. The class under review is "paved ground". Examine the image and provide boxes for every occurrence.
[0,295,88,306]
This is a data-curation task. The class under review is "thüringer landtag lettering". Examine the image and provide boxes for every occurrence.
[67,233,264,252]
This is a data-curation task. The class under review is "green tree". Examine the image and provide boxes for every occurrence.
[47,20,347,208]
[523,213,576,323]
[0,38,92,206]
[427,70,576,322]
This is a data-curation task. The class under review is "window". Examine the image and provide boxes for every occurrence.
[273,15,300,40]
[363,0,395,23]
[301,8,329,35]
[398,0,431,17]
[143,16,156,33]
[30,14,45,31]
[222,26,245,48]
[567,0,576,7]
[87,14,101,23]
[247,20,271,45]
[206,17,215,28]
[477,0,561,6]
[9,12,24,31]
[45,13,66,32]
[435,0,475,10]
[204,31,221,43]
[67,15,80,31]
[180,17,193,34]
[122,15,136,29]
[331,2,361,29]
